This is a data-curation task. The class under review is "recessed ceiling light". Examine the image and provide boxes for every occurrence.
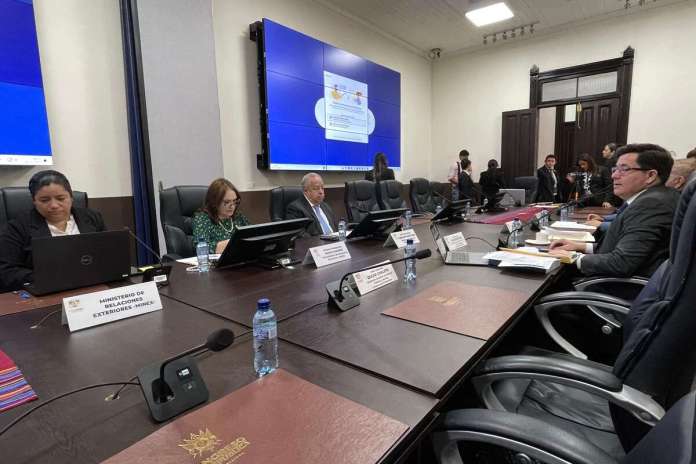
[465,2,514,27]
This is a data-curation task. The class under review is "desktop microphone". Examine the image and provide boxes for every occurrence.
[124,227,172,286]
[138,328,235,422]
[326,249,432,311]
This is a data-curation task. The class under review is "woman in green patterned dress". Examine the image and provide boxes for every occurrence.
[192,178,250,254]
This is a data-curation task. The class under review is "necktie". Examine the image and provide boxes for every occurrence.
[313,204,332,234]
[615,202,629,216]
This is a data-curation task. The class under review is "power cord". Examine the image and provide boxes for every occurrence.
[29,310,61,329]
[0,381,140,438]
[465,236,498,250]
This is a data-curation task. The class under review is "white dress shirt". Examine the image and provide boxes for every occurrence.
[47,214,80,237]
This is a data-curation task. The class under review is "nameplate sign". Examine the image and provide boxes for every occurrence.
[61,282,162,332]
[505,220,515,233]
[383,229,420,248]
[353,261,398,296]
[443,232,467,251]
[303,241,351,268]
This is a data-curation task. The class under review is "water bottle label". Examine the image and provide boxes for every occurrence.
[254,325,277,340]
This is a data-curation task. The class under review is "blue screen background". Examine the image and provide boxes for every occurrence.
[263,19,400,171]
[0,0,52,160]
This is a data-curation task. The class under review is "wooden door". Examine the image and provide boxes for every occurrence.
[501,109,537,187]
[573,98,620,166]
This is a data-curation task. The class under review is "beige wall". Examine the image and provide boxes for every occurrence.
[211,0,433,189]
[0,0,132,198]
[432,1,696,182]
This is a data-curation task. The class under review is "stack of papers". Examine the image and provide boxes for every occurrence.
[544,227,595,242]
[483,249,561,274]
[549,221,597,232]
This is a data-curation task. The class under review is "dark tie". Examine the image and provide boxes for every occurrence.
[615,202,629,216]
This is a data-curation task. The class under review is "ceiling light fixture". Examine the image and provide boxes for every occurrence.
[465,2,514,27]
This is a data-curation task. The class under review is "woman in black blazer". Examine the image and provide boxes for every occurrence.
[365,152,395,182]
[0,170,105,292]
[566,154,612,207]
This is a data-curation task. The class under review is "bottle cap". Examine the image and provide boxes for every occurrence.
[257,298,270,310]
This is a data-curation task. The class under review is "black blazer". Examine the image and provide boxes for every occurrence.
[535,167,561,203]
[479,169,505,196]
[364,168,395,182]
[581,186,680,278]
[458,172,476,202]
[285,197,337,236]
[571,169,612,206]
[0,207,106,292]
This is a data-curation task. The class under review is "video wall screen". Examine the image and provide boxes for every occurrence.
[258,18,401,172]
[0,0,52,166]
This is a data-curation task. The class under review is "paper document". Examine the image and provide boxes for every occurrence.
[544,227,595,242]
[483,250,561,274]
[550,221,597,232]
[177,254,221,266]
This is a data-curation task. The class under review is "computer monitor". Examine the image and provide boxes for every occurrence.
[348,208,406,239]
[216,218,313,269]
[431,198,472,222]
[27,230,131,296]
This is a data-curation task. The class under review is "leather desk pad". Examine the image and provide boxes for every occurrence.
[104,369,409,464]
[382,281,528,340]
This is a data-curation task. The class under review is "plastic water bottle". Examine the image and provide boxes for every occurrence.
[560,206,569,221]
[403,239,416,283]
[464,201,472,219]
[435,204,443,216]
[509,217,522,248]
[403,210,413,230]
[196,241,209,272]
[253,298,278,377]
[338,219,347,241]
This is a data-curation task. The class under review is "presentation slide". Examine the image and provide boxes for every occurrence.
[262,18,400,172]
[0,0,52,166]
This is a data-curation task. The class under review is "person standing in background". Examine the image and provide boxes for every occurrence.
[601,142,623,207]
[458,159,476,202]
[566,153,613,207]
[535,154,561,203]
[364,152,395,182]
[448,149,469,200]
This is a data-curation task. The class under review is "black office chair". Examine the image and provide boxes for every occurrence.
[344,180,380,222]
[467,180,696,455]
[377,180,407,210]
[269,186,303,221]
[513,176,538,204]
[159,185,207,259]
[432,389,696,464]
[409,178,438,213]
[0,186,88,227]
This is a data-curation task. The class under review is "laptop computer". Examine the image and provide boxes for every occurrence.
[429,223,490,266]
[500,188,526,207]
[26,230,131,296]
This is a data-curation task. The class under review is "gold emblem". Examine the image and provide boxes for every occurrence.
[178,429,221,458]
[427,295,461,306]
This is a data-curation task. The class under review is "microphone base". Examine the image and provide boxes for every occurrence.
[326,280,360,311]
[138,356,209,423]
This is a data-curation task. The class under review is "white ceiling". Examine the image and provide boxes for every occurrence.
[316,0,688,57]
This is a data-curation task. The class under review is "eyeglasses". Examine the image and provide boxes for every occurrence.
[222,198,241,207]
[611,166,651,175]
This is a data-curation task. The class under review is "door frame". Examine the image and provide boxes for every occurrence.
[529,47,634,145]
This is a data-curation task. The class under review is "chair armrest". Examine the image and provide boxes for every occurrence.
[534,291,631,359]
[432,408,617,464]
[473,354,665,426]
[573,276,649,292]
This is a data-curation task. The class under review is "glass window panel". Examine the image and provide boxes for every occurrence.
[541,78,577,102]
[578,71,618,97]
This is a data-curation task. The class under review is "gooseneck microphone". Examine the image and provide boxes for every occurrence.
[138,328,235,422]
[326,249,432,311]
[124,227,172,286]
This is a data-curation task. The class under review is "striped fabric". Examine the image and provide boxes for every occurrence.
[0,349,38,412]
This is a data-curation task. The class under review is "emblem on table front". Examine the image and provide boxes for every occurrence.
[427,295,461,307]
[179,429,221,458]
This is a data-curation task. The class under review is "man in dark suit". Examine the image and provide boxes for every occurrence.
[535,154,561,203]
[457,159,476,202]
[550,144,679,278]
[285,173,337,236]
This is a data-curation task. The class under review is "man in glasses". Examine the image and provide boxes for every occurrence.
[286,173,337,236]
[550,143,679,278]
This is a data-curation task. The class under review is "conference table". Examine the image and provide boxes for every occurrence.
[0,216,564,463]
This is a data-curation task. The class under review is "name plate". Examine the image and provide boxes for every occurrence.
[505,220,515,233]
[443,232,467,251]
[353,261,398,296]
[383,229,420,248]
[62,281,163,332]
[303,241,351,268]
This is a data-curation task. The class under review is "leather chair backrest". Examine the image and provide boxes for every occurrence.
[430,181,449,208]
[625,390,696,464]
[513,176,538,204]
[378,180,406,210]
[344,180,380,222]
[409,178,437,214]
[0,187,88,226]
[269,186,303,222]
[159,185,207,258]
[611,180,696,450]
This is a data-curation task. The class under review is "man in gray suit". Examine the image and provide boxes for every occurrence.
[550,143,679,277]
[285,173,337,236]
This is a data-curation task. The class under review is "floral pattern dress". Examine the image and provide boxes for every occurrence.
[192,212,250,253]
